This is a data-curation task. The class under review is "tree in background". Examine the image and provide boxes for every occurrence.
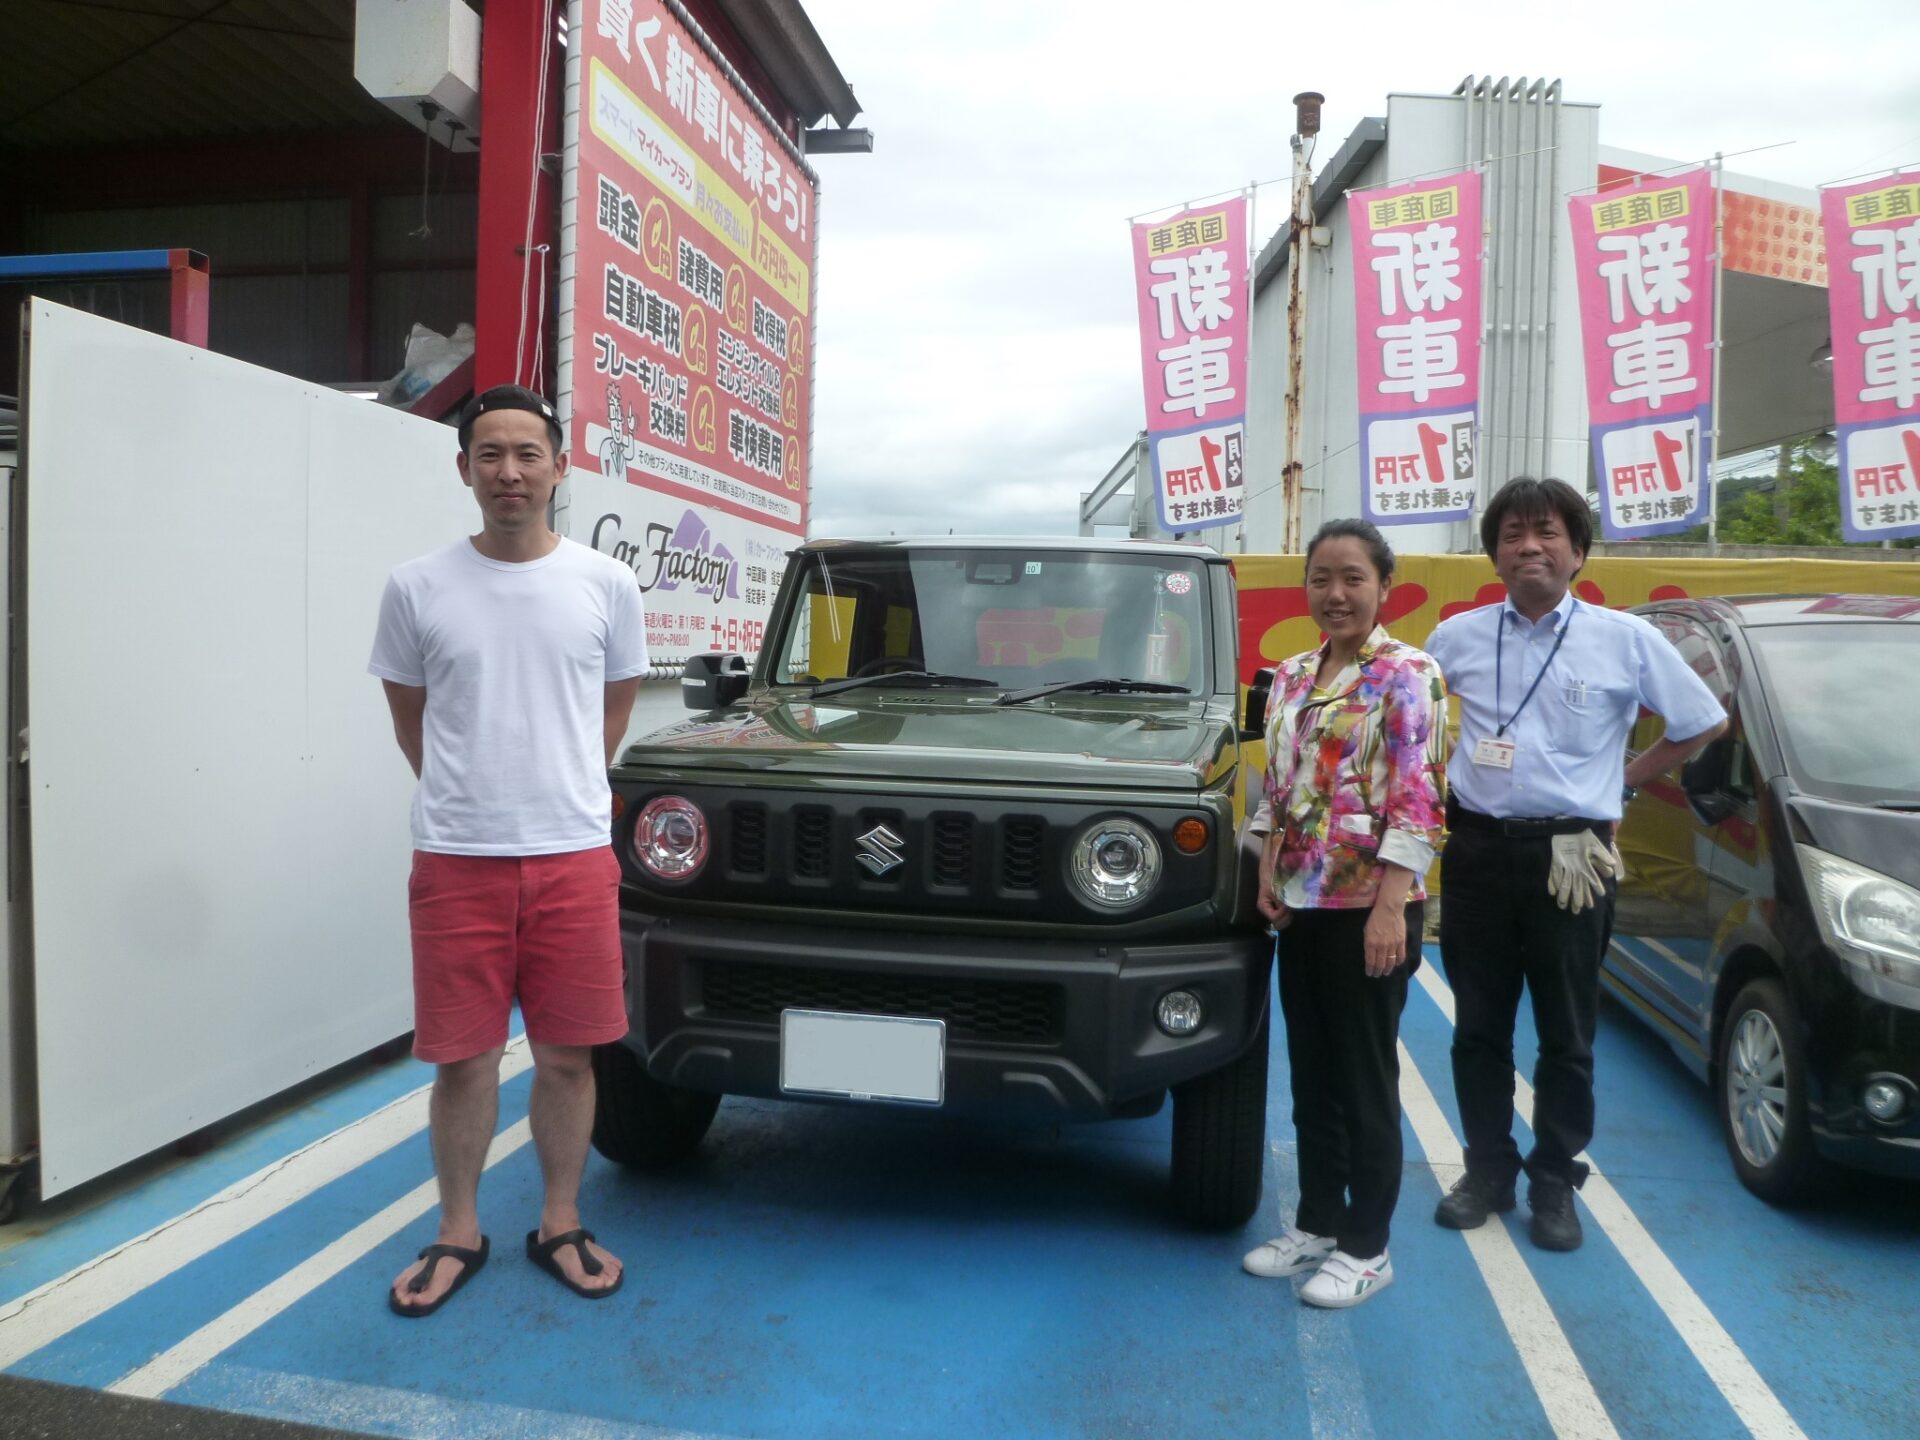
[1683,441,1918,549]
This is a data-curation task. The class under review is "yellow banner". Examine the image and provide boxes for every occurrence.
[1144,208,1231,257]
[1590,185,1691,234]
[1366,185,1460,231]
[589,59,811,315]
[1843,181,1920,228]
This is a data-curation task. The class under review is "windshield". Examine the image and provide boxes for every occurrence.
[766,548,1213,695]
[1748,623,1920,805]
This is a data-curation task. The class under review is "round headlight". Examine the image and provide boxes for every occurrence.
[1157,990,1204,1036]
[632,795,709,880]
[1071,818,1162,909]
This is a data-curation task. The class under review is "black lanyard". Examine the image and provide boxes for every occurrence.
[1495,601,1573,738]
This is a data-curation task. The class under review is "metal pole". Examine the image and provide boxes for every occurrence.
[1281,92,1322,554]
[1709,152,1725,551]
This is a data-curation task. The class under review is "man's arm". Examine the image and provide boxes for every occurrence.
[1625,715,1728,791]
[605,677,643,767]
[381,680,426,779]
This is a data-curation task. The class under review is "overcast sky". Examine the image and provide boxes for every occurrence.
[795,0,1920,538]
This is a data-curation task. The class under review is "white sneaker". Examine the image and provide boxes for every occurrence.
[1241,1226,1337,1278]
[1300,1250,1393,1308]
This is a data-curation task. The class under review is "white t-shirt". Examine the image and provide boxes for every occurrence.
[368,537,650,855]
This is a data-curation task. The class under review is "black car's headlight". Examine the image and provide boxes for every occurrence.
[1796,844,1920,1010]
[1070,818,1162,909]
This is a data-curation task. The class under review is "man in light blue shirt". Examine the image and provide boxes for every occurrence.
[1423,478,1726,1251]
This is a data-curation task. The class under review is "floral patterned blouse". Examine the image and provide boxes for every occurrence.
[1263,625,1450,910]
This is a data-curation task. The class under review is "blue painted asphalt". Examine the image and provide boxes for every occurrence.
[2,948,1915,1440]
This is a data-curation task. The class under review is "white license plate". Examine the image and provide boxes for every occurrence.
[779,1009,946,1106]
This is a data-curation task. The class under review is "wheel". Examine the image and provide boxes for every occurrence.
[1169,1007,1270,1228]
[851,654,925,677]
[1716,978,1824,1204]
[590,1040,721,1168]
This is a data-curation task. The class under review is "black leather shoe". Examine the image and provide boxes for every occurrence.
[1434,1173,1517,1230]
[1528,1180,1583,1251]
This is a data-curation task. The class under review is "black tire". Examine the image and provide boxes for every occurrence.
[590,1040,721,1168]
[1716,978,1823,1205]
[1169,1007,1270,1228]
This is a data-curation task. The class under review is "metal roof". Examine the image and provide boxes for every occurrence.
[2,1,393,151]
[1,1,860,154]
[1647,595,1920,627]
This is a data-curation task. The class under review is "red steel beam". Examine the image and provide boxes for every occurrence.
[168,248,210,348]
[474,0,561,393]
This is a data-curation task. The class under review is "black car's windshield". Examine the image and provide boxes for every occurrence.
[1748,622,1920,805]
[765,548,1213,696]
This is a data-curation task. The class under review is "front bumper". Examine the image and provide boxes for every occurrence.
[1808,990,1920,1178]
[615,910,1273,1118]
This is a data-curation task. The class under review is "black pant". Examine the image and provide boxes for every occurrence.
[1438,823,1615,1189]
[1277,903,1421,1258]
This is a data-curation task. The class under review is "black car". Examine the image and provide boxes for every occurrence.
[1606,593,1920,1202]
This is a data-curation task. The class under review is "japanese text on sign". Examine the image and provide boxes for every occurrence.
[1349,171,1483,528]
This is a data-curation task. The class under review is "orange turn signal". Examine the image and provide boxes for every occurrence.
[1172,818,1209,854]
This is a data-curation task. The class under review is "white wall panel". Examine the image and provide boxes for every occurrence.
[23,301,472,1196]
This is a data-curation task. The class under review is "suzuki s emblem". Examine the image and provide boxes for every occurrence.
[855,823,906,876]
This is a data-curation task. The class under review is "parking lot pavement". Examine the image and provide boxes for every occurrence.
[1,948,1915,1440]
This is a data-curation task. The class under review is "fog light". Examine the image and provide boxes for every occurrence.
[1157,990,1204,1036]
[1863,1079,1909,1122]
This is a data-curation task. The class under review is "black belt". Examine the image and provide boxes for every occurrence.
[1447,801,1610,840]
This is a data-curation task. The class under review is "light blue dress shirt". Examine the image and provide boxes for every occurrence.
[1424,590,1724,823]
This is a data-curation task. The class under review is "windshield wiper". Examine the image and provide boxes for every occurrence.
[1871,800,1920,812]
[995,677,1192,706]
[808,670,1000,698]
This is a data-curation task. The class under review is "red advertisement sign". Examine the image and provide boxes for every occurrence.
[1569,169,1716,540]
[1347,170,1483,527]
[1819,169,1920,543]
[563,0,816,662]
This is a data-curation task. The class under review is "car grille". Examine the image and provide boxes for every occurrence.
[722,802,1049,894]
[695,958,1063,1044]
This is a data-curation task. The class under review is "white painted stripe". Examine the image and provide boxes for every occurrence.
[0,1038,533,1370]
[1261,1139,1380,1440]
[1411,964,1807,1440]
[109,1118,535,1399]
[175,1362,740,1439]
[1398,1043,1622,1440]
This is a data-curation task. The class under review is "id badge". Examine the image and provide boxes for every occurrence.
[1472,737,1516,770]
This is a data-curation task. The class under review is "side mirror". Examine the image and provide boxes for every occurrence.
[1240,668,1275,741]
[1680,736,1735,826]
[682,652,750,710]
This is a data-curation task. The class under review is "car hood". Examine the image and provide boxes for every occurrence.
[1788,794,1920,891]
[618,691,1239,792]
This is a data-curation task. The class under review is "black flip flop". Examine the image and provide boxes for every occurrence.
[389,1235,489,1318]
[525,1227,624,1300]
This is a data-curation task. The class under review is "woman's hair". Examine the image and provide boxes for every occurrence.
[1479,477,1593,560]
[1304,517,1395,582]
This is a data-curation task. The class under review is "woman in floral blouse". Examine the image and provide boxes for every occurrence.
[1240,518,1449,1309]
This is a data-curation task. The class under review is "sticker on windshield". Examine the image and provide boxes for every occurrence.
[1164,572,1194,595]
[1024,561,1043,575]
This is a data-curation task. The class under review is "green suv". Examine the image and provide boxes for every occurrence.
[592,538,1274,1226]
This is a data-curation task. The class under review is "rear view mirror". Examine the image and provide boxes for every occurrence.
[1241,668,1275,741]
[1681,737,1735,826]
[682,653,750,710]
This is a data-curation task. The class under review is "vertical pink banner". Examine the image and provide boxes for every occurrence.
[1569,168,1716,540]
[1131,197,1249,533]
[1348,170,1483,527]
[1820,169,1920,543]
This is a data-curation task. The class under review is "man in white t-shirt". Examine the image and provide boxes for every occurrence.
[368,385,648,1317]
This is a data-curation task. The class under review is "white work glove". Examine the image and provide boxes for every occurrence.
[1548,830,1620,913]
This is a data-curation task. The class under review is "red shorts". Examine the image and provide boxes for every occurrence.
[407,846,628,1063]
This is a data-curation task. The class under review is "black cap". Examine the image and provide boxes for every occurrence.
[458,384,563,453]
